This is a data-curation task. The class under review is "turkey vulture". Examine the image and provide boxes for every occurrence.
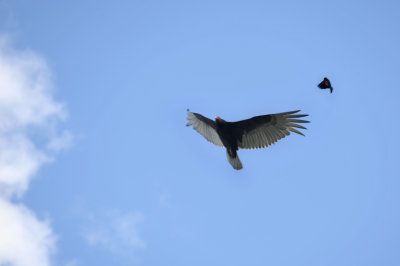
[318,77,333,93]
[186,110,309,170]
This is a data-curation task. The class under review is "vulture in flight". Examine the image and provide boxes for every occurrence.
[318,77,333,93]
[186,110,309,170]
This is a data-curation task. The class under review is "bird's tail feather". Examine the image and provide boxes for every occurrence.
[226,150,243,170]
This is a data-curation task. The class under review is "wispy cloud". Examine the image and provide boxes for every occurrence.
[46,130,74,152]
[83,210,146,256]
[0,35,69,265]
[64,259,80,266]
[156,183,171,209]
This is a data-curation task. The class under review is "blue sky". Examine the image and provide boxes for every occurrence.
[0,1,399,265]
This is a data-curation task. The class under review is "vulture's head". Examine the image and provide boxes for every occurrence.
[215,116,227,126]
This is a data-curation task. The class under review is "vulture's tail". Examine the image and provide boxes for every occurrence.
[226,150,243,170]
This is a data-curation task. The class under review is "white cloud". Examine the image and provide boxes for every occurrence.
[0,134,48,198]
[0,36,69,265]
[0,37,65,135]
[83,210,146,255]
[0,199,55,266]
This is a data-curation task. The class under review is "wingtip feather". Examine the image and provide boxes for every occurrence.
[287,123,307,129]
[288,127,305,136]
[287,119,310,123]
[281,110,300,115]
[285,114,309,118]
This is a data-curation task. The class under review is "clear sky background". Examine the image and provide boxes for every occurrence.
[0,1,399,266]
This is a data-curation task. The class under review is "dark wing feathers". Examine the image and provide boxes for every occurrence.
[186,112,224,147]
[318,80,327,89]
[318,78,333,93]
[231,114,273,133]
[233,110,309,149]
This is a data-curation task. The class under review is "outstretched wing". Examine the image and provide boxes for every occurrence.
[232,110,309,149]
[186,112,224,147]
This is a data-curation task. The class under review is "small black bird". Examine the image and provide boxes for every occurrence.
[186,110,309,170]
[318,77,333,93]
